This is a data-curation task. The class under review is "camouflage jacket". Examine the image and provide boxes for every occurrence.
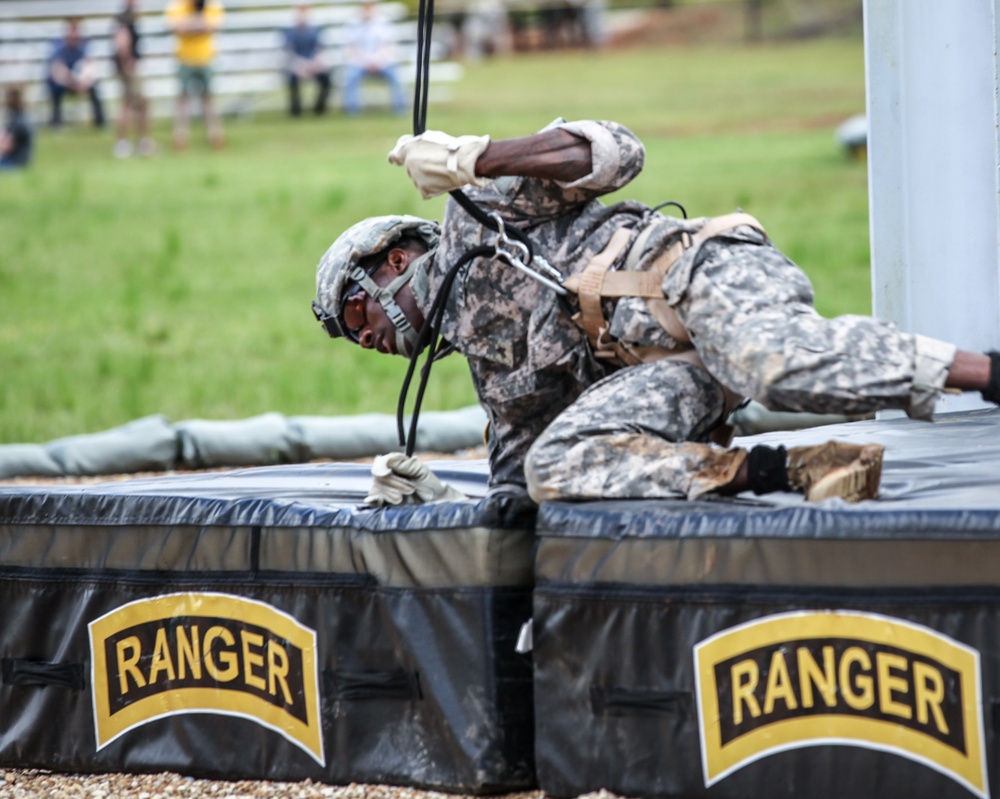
[410,119,715,488]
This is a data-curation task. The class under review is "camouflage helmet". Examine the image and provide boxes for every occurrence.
[313,215,440,354]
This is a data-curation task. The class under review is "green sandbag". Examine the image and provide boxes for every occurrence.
[288,413,402,460]
[176,413,308,469]
[45,415,178,476]
[290,405,488,460]
[0,445,63,479]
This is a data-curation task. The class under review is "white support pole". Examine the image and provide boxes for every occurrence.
[863,0,1000,412]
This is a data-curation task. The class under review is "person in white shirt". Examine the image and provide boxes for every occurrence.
[342,0,405,115]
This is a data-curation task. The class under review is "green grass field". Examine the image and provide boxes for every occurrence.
[0,31,869,445]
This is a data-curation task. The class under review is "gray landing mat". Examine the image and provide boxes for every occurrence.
[0,460,538,793]
[533,408,1000,799]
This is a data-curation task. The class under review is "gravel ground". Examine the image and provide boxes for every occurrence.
[0,770,565,799]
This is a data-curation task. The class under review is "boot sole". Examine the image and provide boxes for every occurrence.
[806,444,884,503]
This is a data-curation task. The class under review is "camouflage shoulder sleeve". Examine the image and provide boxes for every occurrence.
[455,120,646,221]
[555,120,645,194]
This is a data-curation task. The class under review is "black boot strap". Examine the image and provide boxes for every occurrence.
[747,445,791,495]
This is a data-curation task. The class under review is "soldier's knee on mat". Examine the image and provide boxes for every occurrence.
[524,439,561,504]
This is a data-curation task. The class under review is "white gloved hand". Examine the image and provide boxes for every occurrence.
[387,130,491,199]
[365,452,466,507]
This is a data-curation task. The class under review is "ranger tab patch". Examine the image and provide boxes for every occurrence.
[694,610,988,798]
[89,592,324,764]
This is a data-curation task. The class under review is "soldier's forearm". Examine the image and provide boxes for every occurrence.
[945,349,991,391]
[475,128,592,183]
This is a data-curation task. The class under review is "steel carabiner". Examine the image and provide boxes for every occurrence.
[488,213,567,295]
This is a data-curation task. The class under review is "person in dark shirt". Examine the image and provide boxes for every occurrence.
[282,4,331,116]
[0,86,33,170]
[45,17,105,129]
[112,0,155,157]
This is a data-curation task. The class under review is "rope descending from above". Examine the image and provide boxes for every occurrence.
[396,246,494,454]
[411,0,434,137]
[410,0,547,250]
[396,0,556,457]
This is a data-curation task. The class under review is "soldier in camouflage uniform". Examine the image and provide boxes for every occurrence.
[313,119,1000,505]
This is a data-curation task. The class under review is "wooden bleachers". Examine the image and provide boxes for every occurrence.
[0,0,463,120]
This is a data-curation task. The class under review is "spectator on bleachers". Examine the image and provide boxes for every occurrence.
[45,17,106,129]
[0,86,33,171]
[282,4,332,117]
[165,0,226,150]
[343,0,405,116]
[112,0,156,158]
[462,0,511,60]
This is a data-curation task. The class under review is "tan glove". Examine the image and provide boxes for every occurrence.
[387,130,491,199]
[365,452,466,506]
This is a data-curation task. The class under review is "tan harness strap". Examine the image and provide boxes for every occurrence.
[636,211,766,290]
[566,211,767,356]
[570,212,765,300]
[645,298,692,344]
[647,237,688,279]
[618,212,766,345]
[562,227,633,295]
[688,210,764,248]
[561,212,765,444]
[583,270,664,298]
[565,227,634,348]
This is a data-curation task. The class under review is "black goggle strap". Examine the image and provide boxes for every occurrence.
[347,261,421,351]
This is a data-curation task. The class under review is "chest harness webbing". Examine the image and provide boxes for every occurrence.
[564,211,766,368]
[564,210,767,446]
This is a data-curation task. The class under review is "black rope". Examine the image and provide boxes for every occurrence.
[412,0,433,134]
[396,0,539,454]
[411,0,535,253]
[396,245,494,454]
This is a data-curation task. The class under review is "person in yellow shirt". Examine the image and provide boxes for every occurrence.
[165,0,225,150]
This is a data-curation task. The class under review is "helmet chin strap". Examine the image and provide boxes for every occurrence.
[347,252,431,356]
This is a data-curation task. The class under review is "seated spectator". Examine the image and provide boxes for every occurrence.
[46,17,105,129]
[0,86,33,171]
[282,4,331,117]
[112,0,156,158]
[343,0,405,116]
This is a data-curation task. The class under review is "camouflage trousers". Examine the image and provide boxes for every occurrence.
[524,237,956,502]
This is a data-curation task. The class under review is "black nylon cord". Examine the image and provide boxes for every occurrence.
[411,0,535,255]
[396,0,538,454]
[396,245,494,454]
[412,0,432,134]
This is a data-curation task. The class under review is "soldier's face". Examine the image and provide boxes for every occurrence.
[354,247,425,356]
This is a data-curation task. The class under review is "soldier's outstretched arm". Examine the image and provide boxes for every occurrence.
[388,128,592,198]
[474,128,592,183]
[946,349,994,395]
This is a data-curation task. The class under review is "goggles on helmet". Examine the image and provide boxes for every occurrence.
[312,254,385,342]
[339,288,369,342]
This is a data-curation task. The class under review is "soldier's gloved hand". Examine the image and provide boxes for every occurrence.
[365,452,466,507]
[387,130,491,199]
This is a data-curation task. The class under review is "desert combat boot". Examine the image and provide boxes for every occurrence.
[786,441,885,503]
